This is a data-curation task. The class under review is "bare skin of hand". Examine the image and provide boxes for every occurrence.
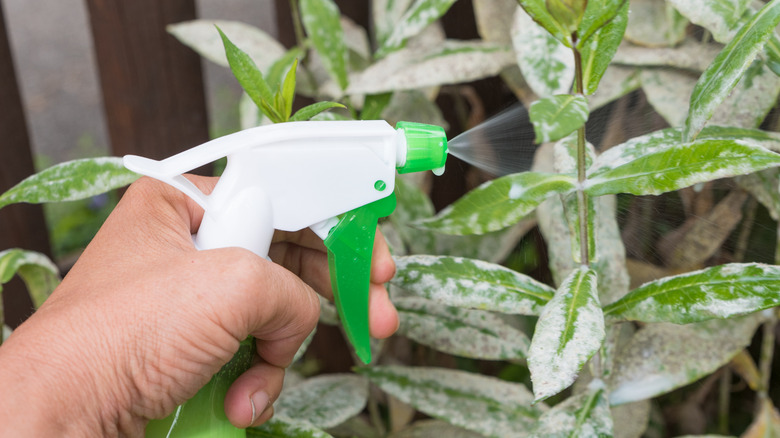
[0,176,398,437]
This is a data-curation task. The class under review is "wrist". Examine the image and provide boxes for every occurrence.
[0,309,142,436]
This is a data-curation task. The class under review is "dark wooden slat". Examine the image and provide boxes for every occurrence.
[85,0,210,163]
[0,2,52,327]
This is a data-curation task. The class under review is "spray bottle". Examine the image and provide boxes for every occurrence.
[123,119,448,437]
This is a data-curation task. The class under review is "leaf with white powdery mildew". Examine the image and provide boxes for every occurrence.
[529,95,589,144]
[376,0,457,58]
[167,20,285,70]
[357,365,547,438]
[273,374,367,428]
[667,0,751,43]
[300,0,349,90]
[392,255,553,315]
[394,297,531,360]
[0,157,138,210]
[529,382,613,438]
[529,267,604,402]
[683,0,780,142]
[585,137,780,197]
[512,8,575,97]
[347,41,515,95]
[609,314,764,405]
[604,263,780,324]
[416,172,576,235]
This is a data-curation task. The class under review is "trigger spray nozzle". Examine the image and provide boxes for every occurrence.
[395,121,448,176]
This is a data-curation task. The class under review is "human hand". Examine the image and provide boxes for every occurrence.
[0,176,398,436]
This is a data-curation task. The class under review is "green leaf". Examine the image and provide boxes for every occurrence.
[528,267,604,402]
[217,26,282,123]
[357,365,547,437]
[372,0,415,50]
[530,383,613,438]
[585,136,780,197]
[376,0,458,58]
[300,0,349,90]
[517,0,574,47]
[392,255,554,315]
[417,172,576,235]
[0,249,60,308]
[281,59,298,121]
[553,137,597,264]
[546,0,587,34]
[0,157,138,210]
[609,314,764,405]
[529,95,589,143]
[577,0,628,46]
[683,0,780,142]
[709,60,780,129]
[289,101,346,122]
[249,416,333,438]
[579,1,628,95]
[604,263,780,324]
[395,297,531,360]
[267,47,306,90]
[361,93,393,120]
[512,9,575,97]
[274,374,367,428]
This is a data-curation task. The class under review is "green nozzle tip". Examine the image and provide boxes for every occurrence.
[396,121,448,174]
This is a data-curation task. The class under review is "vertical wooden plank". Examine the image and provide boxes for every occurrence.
[85,0,210,163]
[0,2,51,327]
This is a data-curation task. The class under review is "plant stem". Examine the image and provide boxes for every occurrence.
[758,313,777,402]
[718,367,731,435]
[289,0,307,47]
[573,46,590,267]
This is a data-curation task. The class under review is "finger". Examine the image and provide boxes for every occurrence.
[200,248,320,367]
[371,228,396,284]
[369,283,399,339]
[224,359,284,428]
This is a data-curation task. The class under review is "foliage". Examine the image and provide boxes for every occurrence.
[5,0,780,437]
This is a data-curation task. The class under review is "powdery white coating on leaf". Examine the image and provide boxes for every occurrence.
[0,157,138,209]
[640,69,697,128]
[683,0,780,142]
[417,172,576,235]
[529,387,613,437]
[357,365,546,438]
[585,138,780,197]
[378,0,457,56]
[511,7,575,97]
[529,95,590,144]
[388,419,486,438]
[273,374,368,428]
[392,255,554,315]
[612,39,722,73]
[346,41,514,95]
[395,297,531,360]
[300,0,349,90]
[625,0,688,47]
[709,60,780,129]
[167,20,285,71]
[589,66,642,110]
[604,263,780,324]
[528,267,605,402]
[372,0,415,48]
[609,315,763,405]
[473,0,517,44]
[668,0,749,43]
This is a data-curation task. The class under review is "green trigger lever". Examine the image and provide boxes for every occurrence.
[324,193,397,364]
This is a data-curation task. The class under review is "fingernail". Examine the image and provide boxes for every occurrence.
[249,391,269,424]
